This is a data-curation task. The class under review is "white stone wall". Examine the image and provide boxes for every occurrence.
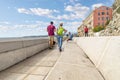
[74,37,120,80]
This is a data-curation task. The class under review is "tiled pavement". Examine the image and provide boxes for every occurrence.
[45,41,104,80]
[0,46,60,80]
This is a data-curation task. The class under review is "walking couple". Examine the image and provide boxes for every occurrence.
[47,21,67,52]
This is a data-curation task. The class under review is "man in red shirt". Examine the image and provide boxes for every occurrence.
[84,26,88,37]
[47,21,56,49]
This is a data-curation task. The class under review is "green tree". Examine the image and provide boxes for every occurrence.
[93,26,105,32]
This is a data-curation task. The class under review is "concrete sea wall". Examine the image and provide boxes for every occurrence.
[0,37,49,71]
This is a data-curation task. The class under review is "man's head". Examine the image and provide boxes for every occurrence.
[50,21,54,25]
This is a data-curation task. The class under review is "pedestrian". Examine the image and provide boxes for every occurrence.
[67,32,73,41]
[57,23,67,52]
[47,21,56,49]
[84,26,88,37]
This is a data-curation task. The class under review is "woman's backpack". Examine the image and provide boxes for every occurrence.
[57,27,64,36]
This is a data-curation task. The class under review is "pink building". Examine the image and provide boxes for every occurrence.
[93,6,112,27]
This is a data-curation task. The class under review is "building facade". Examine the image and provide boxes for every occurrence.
[83,12,93,29]
[78,6,112,37]
[93,6,112,27]
[77,12,94,37]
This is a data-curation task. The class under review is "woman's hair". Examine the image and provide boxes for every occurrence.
[60,23,63,26]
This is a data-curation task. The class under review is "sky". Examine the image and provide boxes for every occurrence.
[0,0,114,37]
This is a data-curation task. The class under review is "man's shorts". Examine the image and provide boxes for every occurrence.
[49,36,54,42]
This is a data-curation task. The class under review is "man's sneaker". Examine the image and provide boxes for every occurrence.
[49,47,52,49]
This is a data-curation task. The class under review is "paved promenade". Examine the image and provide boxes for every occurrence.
[0,41,104,80]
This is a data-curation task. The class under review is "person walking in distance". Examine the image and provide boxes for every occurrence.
[47,21,56,49]
[57,23,67,52]
[84,26,88,37]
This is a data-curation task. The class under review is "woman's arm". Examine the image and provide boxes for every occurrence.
[64,29,67,33]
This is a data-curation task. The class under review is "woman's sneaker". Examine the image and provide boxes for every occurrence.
[59,48,62,52]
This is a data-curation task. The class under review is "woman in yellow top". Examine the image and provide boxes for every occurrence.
[57,23,67,52]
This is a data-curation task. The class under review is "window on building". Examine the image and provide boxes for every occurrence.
[102,12,105,15]
[106,8,109,10]
[102,17,104,20]
[98,12,100,15]
[107,12,109,15]
[106,17,109,20]
[98,17,100,20]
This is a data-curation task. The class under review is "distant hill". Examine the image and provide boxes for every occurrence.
[23,35,48,38]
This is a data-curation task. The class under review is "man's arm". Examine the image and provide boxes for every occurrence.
[54,26,56,32]
[47,26,49,32]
